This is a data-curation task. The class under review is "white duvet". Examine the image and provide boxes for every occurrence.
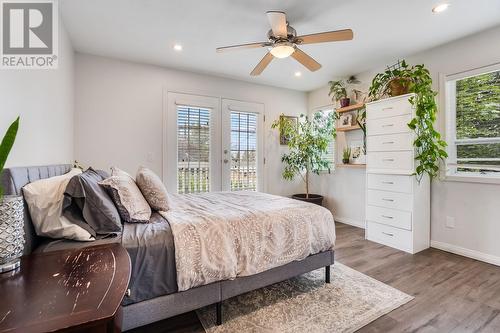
[160,191,336,291]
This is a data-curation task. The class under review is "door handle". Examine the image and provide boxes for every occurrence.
[382,107,393,111]
[382,232,394,237]
[382,141,394,144]
[382,124,394,127]
[382,158,395,162]
[382,215,394,219]
[381,181,394,184]
[382,198,394,202]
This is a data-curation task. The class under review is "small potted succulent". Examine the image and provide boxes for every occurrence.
[0,117,23,273]
[328,80,350,107]
[342,147,351,164]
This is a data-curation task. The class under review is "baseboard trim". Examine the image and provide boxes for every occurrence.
[335,216,365,229]
[431,240,500,267]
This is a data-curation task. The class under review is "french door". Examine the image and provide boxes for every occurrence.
[165,93,264,194]
[221,99,264,192]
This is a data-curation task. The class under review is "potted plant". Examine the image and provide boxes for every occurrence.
[0,117,23,273]
[368,60,413,99]
[342,147,351,164]
[369,60,447,182]
[272,112,335,205]
[328,80,350,107]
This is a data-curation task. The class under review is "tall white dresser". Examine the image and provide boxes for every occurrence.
[365,93,430,254]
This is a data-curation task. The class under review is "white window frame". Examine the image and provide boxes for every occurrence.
[442,62,500,184]
[312,105,335,172]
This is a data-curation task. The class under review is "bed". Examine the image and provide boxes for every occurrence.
[1,164,335,331]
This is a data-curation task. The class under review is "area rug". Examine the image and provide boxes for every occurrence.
[197,263,413,333]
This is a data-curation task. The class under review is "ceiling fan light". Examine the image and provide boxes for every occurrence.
[270,44,295,58]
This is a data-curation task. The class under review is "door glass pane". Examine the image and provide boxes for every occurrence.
[177,106,210,194]
[230,111,258,191]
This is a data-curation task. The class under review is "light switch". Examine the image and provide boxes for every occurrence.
[445,216,456,229]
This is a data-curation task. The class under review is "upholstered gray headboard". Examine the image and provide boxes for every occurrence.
[0,164,72,254]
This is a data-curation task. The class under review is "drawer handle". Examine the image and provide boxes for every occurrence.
[382,198,394,202]
[382,107,393,111]
[382,141,395,144]
[382,124,394,127]
[382,158,395,162]
[382,215,394,219]
[382,232,394,237]
[381,181,394,184]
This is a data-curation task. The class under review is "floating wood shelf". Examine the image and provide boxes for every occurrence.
[337,125,361,132]
[336,103,365,113]
[335,164,366,169]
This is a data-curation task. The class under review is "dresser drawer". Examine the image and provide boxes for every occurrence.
[366,205,412,230]
[367,97,413,120]
[366,221,412,252]
[367,151,413,172]
[367,133,413,152]
[367,174,412,193]
[367,114,412,136]
[367,189,413,211]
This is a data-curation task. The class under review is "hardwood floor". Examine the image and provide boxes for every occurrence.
[128,222,500,333]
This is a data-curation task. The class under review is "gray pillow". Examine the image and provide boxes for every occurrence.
[136,166,171,211]
[63,168,122,236]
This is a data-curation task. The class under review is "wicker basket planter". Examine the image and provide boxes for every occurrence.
[0,195,25,273]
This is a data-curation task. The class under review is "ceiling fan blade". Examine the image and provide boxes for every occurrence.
[297,29,353,45]
[216,42,270,53]
[250,52,274,76]
[266,11,287,38]
[291,48,321,72]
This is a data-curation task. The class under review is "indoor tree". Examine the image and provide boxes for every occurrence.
[271,112,335,198]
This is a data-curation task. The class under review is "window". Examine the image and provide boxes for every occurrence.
[315,108,335,170]
[230,111,258,191]
[177,106,211,193]
[445,64,500,181]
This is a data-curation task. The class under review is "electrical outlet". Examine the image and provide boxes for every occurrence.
[445,216,456,229]
[147,152,154,163]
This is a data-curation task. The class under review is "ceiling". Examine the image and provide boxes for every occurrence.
[60,0,500,91]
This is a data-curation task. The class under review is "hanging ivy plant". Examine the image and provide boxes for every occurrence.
[369,60,447,182]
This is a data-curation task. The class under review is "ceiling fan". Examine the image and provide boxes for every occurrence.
[216,11,353,76]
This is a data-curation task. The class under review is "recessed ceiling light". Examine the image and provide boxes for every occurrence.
[432,3,449,13]
[173,44,183,51]
[294,71,302,77]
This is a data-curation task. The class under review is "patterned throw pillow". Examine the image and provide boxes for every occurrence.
[99,167,151,223]
[135,166,171,212]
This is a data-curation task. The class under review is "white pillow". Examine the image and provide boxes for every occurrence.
[23,168,95,241]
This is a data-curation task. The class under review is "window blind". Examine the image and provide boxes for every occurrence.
[230,111,258,191]
[177,106,211,193]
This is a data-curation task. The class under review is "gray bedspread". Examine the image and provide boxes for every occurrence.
[121,212,177,305]
[36,212,177,306]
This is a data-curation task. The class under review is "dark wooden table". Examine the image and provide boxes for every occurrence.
[0,243,131,333]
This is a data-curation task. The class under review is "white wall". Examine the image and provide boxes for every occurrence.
[74,54,308,196]
[0,20,74,167]
[308,25,500,263]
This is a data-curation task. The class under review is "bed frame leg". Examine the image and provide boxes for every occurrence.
[325,265,331,284]
[216,301,222,326]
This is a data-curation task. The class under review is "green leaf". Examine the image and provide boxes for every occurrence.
[0,116,20,198]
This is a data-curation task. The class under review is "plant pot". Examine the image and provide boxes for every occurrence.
[291,194,324,206]
[342,158,350,164]
[0,196,25,273]
[388,78,411,96]
[339,98,350,108]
